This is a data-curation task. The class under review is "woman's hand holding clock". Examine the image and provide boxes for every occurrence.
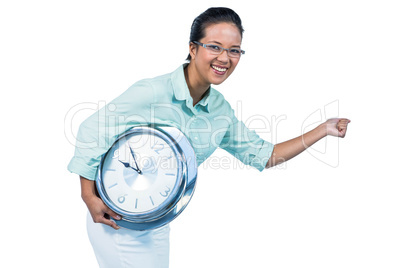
[80,176,122,230]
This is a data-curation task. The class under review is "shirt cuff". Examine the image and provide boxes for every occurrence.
[249,140,275,172]
[67,157,98,181]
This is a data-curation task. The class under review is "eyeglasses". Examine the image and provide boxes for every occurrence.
[192,41,245,58]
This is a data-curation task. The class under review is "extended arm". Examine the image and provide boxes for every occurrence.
[265,118,350,168]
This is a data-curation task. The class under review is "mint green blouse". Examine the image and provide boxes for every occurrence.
[68,64,274,180]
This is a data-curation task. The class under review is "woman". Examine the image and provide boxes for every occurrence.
[68,7,350,268]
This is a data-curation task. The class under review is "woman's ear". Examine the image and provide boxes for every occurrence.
[189,42,197,60]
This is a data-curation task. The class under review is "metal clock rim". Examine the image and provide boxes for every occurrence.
[97,126,184,219]
[95,124,198,230]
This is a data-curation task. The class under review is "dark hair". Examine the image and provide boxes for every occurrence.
[186,7,244,61]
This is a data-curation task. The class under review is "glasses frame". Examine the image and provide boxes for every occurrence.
[192,41,245,58]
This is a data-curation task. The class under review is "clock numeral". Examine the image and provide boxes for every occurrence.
[165,173,176,176]
[160,186,171,197]
[151,142,164,154]
[118,195,127,204]
[112,149,120,159]
[149,196,154,206]
[135,198,138,209]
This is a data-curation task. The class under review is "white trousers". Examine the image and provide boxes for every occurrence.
[86,212,170,268]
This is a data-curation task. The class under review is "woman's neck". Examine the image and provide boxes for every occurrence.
[184,62,210,106]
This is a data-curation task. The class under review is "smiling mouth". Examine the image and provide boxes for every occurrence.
[211,65,228,73]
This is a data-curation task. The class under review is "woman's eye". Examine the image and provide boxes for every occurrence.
[208,45,221,52]
[229,49,241,54]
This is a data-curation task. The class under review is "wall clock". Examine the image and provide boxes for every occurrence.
[96,125,197,230]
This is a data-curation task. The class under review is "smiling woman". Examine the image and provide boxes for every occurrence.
[67,6,350,268]
[186,7,244,61]
[185,22,242,102]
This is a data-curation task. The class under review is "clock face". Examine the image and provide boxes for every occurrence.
[100,130,182,214]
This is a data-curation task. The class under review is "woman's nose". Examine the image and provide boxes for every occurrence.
[216,50,230,63]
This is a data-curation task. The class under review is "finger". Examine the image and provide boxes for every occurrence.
[98,215,120,230]
[103,208,122,230]
[337,120,350,130]
[337,124,347,131]
[110,222,120,230]
[339,126,348,137]
[107,218,120,230]
[104,207,122,221]
[339,119,351,126]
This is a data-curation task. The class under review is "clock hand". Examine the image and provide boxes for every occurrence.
[129,146,142,172]
[118,160,142,174]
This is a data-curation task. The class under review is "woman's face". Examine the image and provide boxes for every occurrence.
[190,22,242,87]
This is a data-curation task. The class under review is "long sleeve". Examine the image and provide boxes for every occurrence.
[219,108,274,171]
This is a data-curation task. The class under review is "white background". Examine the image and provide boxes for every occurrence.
[1,0,401,267]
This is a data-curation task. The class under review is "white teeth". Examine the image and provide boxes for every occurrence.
[212,65,228,72]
